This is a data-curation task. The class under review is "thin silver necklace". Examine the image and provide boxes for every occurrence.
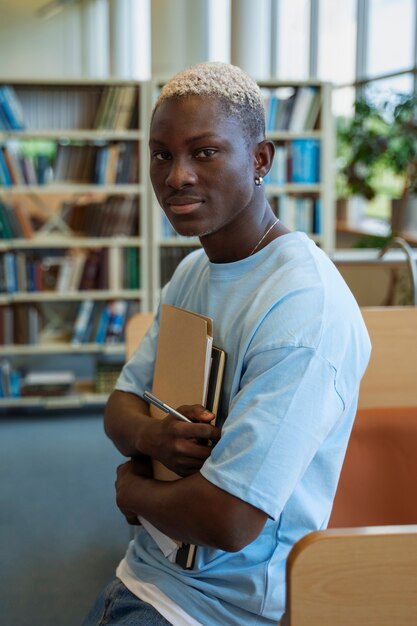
[249,218,280,256]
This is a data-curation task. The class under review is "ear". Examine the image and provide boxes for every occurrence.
[254,139,275,178]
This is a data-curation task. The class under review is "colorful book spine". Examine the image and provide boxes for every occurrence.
[0,86,25,130]
[71,300,95,344]
[290,139,320,184]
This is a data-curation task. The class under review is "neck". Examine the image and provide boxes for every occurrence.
[200,201,288,263]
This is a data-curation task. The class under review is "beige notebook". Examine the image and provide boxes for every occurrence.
[144,304,226,569]
[150,304,214,482]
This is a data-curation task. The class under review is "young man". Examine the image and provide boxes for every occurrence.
[83,63,371,626]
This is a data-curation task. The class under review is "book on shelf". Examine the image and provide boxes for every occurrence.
[1,144,25,185]
[264,85,321,132]
[0,85,25,131]
[95,86,119,129]
[276,195,320,234]
[3,252,18,293]
[0,304,40,347]
[113,85,138,130]
[55,250,88,293]
[0,203,14,239]
[71,300,95,345]
[288,86,320,132]
[105,300,128,343]
[68,250,88,292]
[264,87,296,131]
[63,196,138,238]
[0,359,21,398]
[92,300,137,345]
[290,139,320,184]
[1,146,51,187]
[125,247,140,289]
[160,246,200,287]
[13,203,35,239]
[21,370,75,397]
[264,143,289,185]
[94,303,112,344]
[0,306,14,345]
[0,251,96,294]
[79,249,102,290]
[95,362,122,394]
[93,86,138,130]
[0,149,12,186]
[143,304,226,569]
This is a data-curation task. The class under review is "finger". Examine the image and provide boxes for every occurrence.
[176,438,215,459]
[177,404,215,423]
[172,421,220,442]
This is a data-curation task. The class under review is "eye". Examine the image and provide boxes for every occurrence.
[153,151,171,161]
[195,148,218,159]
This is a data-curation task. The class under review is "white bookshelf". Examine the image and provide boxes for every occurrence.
[0,77,336,411]
[0,78,150,409]
[259,79,335,253]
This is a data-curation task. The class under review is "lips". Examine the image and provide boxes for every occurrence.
[166,196,204,215]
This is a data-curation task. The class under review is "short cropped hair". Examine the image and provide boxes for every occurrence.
[152,62,266,144]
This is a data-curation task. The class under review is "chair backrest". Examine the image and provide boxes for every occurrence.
[283,525,417,626]
[358,306,417,409]
[329,405,417,526]
[125,312,154,361]
[328,306,417,528]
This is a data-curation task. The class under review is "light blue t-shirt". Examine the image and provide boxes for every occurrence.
[116,232,371,625]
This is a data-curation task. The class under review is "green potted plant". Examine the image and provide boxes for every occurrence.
[336,92,417,240]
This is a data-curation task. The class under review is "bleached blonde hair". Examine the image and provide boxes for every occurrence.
[152,62,265,143]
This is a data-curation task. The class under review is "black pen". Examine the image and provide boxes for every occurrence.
[143,390,192,423]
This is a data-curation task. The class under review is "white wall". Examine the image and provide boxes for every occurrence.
[150,0,209,77]
[0,4,82,78]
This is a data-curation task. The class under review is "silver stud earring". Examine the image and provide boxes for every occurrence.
[254,176,263,186]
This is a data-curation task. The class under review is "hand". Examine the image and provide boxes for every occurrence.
[116,457,153,525]
[143,404,221,477]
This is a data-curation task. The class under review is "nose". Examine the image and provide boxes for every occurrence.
[165,157,197,189]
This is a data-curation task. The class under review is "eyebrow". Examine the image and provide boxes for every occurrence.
[149,132,227,147]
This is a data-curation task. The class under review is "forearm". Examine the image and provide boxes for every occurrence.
[104,389,151,457]
[117,466,267,552]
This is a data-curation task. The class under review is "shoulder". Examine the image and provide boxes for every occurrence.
[247,235,370,380]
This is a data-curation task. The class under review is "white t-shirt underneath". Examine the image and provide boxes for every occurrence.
[117,556,203,626]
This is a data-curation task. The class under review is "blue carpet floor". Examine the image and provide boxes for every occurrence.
[0,414,131,626]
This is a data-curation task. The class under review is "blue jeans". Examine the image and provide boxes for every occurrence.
[82,577,173,626]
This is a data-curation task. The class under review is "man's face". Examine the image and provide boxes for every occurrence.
[149,95,258,239]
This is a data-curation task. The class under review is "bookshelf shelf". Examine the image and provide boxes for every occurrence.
[0,78,149,408]
[1,184,143,194]
[0,289,143,304]
[267,130,322,140]
[159,237,200,247]
[0,129,144,140]
[0,236,143,250]
[0,392,110,410]
[0,342,125,355]
[266,183,323,195]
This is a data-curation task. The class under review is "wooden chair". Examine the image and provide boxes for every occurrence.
[281,308,417,625]
[282,525,417,626]
[356,306,417,410]
[329,306,417,527]
[125,311,154,360]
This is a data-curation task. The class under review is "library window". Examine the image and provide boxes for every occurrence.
[317,0,357,86]
[275,0,310,80]
[367,0,415,78]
